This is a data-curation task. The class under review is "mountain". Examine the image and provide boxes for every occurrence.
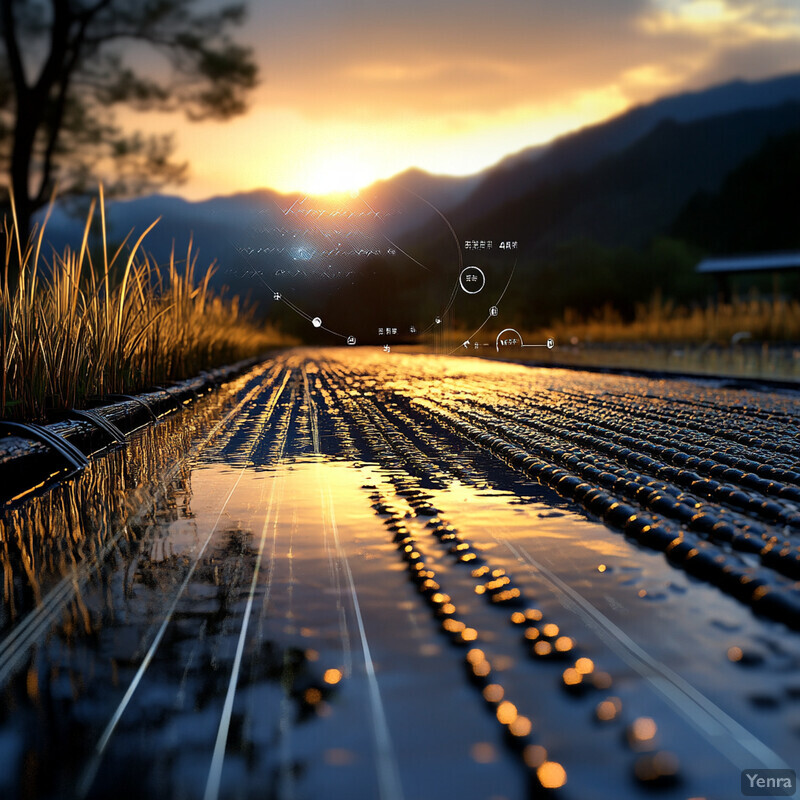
[30,71,800,337]
[673,128,800,254]
[452,100,800,255]
[445,72,800,232]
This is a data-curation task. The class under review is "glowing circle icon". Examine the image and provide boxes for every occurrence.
[489,306,498,317]
[312,317,322,328]
[459,266,486,295]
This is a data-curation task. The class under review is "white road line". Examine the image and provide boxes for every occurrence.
[204,455,287,800]
[77,368,290,799]
[322,475,404,800]
[500,536,791,772]
[303,363,401,798]
[278,505,298,800]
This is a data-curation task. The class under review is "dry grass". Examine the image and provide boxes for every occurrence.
[1,188,287,420]
[544,294,800,345]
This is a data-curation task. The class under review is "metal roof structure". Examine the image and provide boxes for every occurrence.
[697,253,800,274]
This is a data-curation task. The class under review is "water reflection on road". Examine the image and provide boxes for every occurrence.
[1,350,799,800]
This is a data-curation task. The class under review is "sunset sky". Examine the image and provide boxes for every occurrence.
[129,0,800,198]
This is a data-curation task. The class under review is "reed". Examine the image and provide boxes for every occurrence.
[1,188,286,420]
[544,294,800,345]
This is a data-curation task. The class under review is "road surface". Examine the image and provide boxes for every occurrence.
[1,349,799,800]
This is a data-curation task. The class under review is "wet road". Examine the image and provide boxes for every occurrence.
[1,349,799,800]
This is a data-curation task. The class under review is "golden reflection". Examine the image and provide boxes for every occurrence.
[483,683,504,703]
[323,668,343,685]
[461,627,478,642]
[470,742,497,764]
[496,700,518,724]
[537,760,567,789]
[727,645,743,662]
[26,666,39,701]
[442,618,465,633]
[510,611,526,624]
[592,671,613,689]
[508,715,532,737]
[595,696,622,721]
[542,623,560,638]
[524,627,540,640]
[473,661,491,678]
[630,716,657,745]
[0,398,210,644]
[554,636,574,652]
[523,744,548,768]
[492,589,521,603]
[575,657,594,674]
[533,641,552,656]
[634,751,680,781]
[562,668,582,686]
[304,687,322,704]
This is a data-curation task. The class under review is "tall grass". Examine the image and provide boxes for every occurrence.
[545,294,800,344]
[1,188,286,420]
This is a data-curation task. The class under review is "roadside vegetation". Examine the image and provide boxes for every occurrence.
[1,190,287,420]
[544,293,800,344]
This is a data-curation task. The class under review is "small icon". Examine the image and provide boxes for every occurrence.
[383,344,391,353]
[312,317,322,328]
[547,338,555,349]
[347,336,356,346]
[435,316,441,324]
[462,340,470,349]
[489,306,498,317]
[409,325,417,334]
[459,265,486,294]
[273,292,281,301]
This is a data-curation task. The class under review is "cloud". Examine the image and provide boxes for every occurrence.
[130,0,800,196]
[638,0,800,41]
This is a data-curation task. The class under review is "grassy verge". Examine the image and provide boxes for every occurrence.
[421,296,800,381]
[1,190,290,420]
[545,295,800,344]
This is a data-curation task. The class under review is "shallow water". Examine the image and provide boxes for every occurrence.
[1,349,799,800]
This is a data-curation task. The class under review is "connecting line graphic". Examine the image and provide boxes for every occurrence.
[227,185,480,345]
[227,237,348,341]
[447,260,517,356]
[389,184,465,335]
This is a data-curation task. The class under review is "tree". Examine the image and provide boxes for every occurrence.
[0,0,258,255]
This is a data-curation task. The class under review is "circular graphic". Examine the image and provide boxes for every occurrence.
[347,336,357,345]
[459,266,486,295]
[495,328,522,352]
[489,305,498,317]
[312,317,322,328]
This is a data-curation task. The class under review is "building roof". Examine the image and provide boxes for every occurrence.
[697,253,800,274]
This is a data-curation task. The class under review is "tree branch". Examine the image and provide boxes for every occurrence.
[1,0,27,92]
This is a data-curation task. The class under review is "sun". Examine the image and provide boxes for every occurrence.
[298,152,377,196]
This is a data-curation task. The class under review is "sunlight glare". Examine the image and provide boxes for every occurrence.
[298,152,375,196]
